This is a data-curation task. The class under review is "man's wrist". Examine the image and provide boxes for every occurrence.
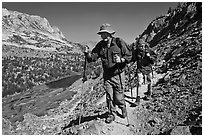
[84,51,88,54]
[120,58,126,63]
[84,52,91,59]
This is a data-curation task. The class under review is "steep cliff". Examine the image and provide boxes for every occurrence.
[129,2,202,135]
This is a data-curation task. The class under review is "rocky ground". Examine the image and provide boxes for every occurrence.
[3,71,200,135]
[58,72,199,135]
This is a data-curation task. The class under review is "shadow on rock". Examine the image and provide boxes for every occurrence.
[62,112,109,130]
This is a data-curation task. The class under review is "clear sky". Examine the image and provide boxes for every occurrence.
[2,1,179,44]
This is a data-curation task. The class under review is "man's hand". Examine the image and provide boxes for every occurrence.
[114,54,125,63]
[146,53,150,57]
[83,45,89,54]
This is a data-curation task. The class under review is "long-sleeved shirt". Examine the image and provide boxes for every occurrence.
[86,37,132,78]
[134,45,157,75]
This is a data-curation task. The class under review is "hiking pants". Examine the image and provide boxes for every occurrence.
[143,72,151,85]
[104,72,126,113]
[144,73,152,94]
[139,71,152,94]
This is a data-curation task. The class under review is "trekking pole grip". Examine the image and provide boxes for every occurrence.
[82,54,87,83]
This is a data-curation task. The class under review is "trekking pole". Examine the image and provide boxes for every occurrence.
[79,50,88,125]
[82,52,88,83]
[127,64,133,101]
[151,65,154,79]
[78,102,82,125]
[145,44,154,79]
[114,55,130,127]
[118,65,130,126]
[135,61,140,104]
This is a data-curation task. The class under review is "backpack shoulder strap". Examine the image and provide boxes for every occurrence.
[115,37,122,48]
[116,37,132,51]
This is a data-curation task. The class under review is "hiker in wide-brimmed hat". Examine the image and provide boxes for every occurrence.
[133,38,157,100]
[97,23,116,35]
[84,23,132,124]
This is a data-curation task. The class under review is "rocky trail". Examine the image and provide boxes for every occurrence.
[76,72,165,135]
[2,71,162,135]
[65,69,200,135]
[102,73,164,135]
[2,70,199,135]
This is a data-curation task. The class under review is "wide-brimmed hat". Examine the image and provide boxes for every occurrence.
[97,23,115,35]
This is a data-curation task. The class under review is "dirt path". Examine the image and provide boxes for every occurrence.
[96,72,164,135]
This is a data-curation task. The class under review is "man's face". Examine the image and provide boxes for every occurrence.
[100,32,111,41]
[138,43,145,50]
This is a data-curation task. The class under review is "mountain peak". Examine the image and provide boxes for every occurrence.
[2,8,73,52]
[2,8,10,16]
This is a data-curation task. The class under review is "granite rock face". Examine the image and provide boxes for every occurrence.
[2,8,66,43]
[131,2,202,135]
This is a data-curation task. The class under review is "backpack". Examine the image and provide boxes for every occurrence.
[138,44,157,66]
[130,42,156,65]
[115,37,133,62]
[116,38,156,65]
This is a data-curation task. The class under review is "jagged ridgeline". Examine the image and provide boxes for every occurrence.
[2,8,100,97]
[2,2,202,135]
